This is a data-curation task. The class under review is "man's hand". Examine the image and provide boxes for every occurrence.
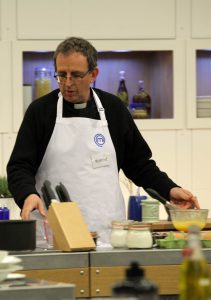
[21,194,46,220]
[169,187,200,209]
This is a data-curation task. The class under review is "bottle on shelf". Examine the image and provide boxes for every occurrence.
[117,70,129,107]
[179,225,211,300]
[112,261,159,300]
[130,80,151,119]
[34,67,52,99]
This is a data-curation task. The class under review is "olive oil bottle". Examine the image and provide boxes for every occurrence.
[179,225,211,300]
[117,70,129,107]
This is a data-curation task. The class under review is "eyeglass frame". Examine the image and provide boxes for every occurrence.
[54,69,91,83]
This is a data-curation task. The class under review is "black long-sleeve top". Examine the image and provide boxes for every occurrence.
[7,88,178,209]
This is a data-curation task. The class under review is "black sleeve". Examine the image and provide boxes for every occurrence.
[98,90,179,200]
[7,92,57,209]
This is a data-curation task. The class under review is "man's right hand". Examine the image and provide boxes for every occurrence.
[21,194,46,220]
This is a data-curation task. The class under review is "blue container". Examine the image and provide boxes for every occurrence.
[128,195,147,221]
[0,208,3,220]
[3,207,10,220]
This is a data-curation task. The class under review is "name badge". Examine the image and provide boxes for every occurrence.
[91,152,110,169]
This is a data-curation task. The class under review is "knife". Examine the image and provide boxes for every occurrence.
[55,182,71,202]
[42,180,57,209]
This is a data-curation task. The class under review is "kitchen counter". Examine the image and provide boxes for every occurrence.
[14,249,90,298]
[0,277,75,300]
[11,247,211,298]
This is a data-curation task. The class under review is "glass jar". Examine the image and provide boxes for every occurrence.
[34,67,52,99]
[127,223,153,249]
[110,221,128,248]
[140,199,160,223]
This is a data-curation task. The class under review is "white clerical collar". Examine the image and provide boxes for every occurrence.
[74,102,87,109]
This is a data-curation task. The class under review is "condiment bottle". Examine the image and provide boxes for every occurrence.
[34,67,52,99]
[117,70,129,107]
[179,225,211,300]
[110,220,128,248]
[127,223,153,249]
[130,80,151,119]
[112,261,159,300]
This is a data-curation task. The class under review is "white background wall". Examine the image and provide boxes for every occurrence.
[0,0,211,220]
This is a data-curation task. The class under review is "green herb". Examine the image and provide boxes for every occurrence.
[0,176,12,198]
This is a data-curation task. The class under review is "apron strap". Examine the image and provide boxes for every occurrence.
[56,90,108,126]
[91,89,108,126]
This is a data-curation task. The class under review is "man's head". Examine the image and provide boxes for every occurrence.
[54,37,99,103]
[53,37,98,72]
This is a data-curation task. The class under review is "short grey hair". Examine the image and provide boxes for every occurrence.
[53,37,98,71]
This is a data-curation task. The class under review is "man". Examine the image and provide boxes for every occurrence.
[7,37,199,244]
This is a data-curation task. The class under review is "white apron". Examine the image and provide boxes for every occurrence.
[33,89,125,245]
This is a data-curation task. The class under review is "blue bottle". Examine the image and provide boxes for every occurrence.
[0,207,3,220]
[3,207,10,220]
[128,195,147,221]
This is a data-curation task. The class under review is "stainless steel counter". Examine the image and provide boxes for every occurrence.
[0,278,75,300]
[90,247,211,266]
[8,247,211,299]
[12,249,89,269]
[11,247,211,269]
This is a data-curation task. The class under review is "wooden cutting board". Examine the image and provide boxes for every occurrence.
[151,218,211,231]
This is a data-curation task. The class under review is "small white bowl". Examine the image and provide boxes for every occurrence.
[0,251,8,263]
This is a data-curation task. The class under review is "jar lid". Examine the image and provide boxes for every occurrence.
[111,220,129,229]
[141,198,160,205]
[128,222,151,230]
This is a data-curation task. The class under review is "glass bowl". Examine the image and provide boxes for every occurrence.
[169,209,209,232]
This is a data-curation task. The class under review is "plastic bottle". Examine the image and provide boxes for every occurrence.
[130,80,151,119]
[117,70,129,107]
[179,225,211,300]
[112,261,159,300]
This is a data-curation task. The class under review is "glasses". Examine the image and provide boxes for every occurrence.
[54,69,90,83]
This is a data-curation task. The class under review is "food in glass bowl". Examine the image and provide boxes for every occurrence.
[169,209,209,232]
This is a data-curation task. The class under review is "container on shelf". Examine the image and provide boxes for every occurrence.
[130,80,151,119]
[34,67,52,99]
[117,70,129,107]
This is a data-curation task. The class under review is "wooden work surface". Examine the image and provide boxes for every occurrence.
[151,218,211,231]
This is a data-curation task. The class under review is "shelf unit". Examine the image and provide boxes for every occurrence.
[13,40,185,132]
[187,40,211,128]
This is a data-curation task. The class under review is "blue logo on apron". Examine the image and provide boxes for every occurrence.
[94,133,105,147]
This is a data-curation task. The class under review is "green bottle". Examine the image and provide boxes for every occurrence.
[117,70,129,107]
[179,225,211,300]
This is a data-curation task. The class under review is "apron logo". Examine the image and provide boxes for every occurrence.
[94,133,105,147]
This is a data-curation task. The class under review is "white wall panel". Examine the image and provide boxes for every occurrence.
[2,133,16,175]
[141,130,177,181]
[0,134,2,174]
[0,0,1,39]
[0,41,12,132]
[176,130,192,189]
[71,0,176,39]
[192,129,211,189]
[191,0,211,38]
[17,0,176,40]
[16,0,72,39]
